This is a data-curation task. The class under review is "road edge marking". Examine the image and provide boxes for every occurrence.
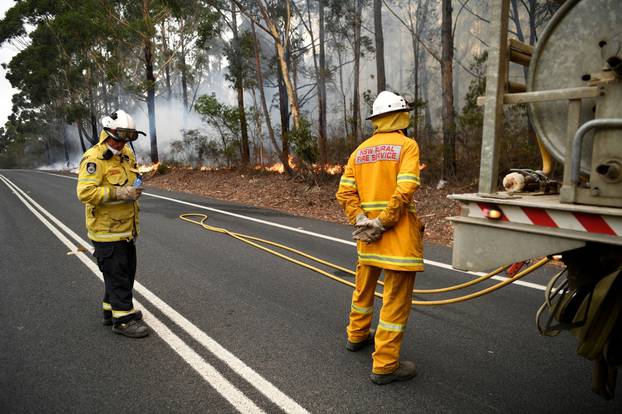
[1,173,309,414]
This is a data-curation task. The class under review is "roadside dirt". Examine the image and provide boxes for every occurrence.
[145,167,476,246]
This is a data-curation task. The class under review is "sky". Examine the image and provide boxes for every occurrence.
[0,0,17,128]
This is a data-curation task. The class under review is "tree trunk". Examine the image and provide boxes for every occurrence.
[180,42,189,110]
[77,121,87,153]
[306,0,327,165]
[277,60,293,174]
[100,70,110,115]
[352,0,363,147]
[161,20,172,101]
[528,0,537,45]
[421,65,432,134]
[318,0,328,164]
[61,121,70,167]
[250,88,263,165]
[231,4,250,166]
[251,21,281,162]
[256,0,301,129]
[87,67,98,140]
[144,44,159,163]
[441,0,456,179]
[142,0,158,163]
[373,0,386,92]
[275,40,300,129]
[333,36,349,140]
[413,35,419,137]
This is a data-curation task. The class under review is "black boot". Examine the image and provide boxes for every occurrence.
[370,361,417,385]
[346,329,375,352]
[112,318,149,338]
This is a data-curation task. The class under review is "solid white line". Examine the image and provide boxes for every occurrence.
[1,174,310,414]
[39,171,547,291]
[0,175,265,414]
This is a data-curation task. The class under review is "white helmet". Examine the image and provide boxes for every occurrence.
[101,109,145,142]
[367,91,413,120]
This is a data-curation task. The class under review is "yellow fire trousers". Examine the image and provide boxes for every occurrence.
[347,264,416,374]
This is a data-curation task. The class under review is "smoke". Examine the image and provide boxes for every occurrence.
[128,98,206,163]
[127,71,237,164]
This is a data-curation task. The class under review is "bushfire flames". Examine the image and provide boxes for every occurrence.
[262,156,343,175]
[265,156,296,173]
[137,159,344,176]
[138,162,159,174]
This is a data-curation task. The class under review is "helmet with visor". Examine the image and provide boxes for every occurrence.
[101,110,146,142]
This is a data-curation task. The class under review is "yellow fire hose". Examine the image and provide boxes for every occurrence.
[179,213,550,306]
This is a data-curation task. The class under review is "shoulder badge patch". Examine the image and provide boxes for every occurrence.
[86,162,97,174]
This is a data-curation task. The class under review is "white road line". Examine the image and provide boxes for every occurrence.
[0,174,309,414]
[39,171,548,291]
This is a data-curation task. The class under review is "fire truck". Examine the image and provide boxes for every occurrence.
[449,0,621,399]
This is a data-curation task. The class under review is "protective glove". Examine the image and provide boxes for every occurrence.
[115,186,142,201]
[352,226,381,243]
[352,214,385,243]
[354,213,371,227]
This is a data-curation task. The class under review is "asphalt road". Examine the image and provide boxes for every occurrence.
[0,169,619,413]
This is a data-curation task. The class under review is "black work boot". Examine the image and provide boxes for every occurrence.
[112,318,149,338]
[370,360,417,385]
[346,329,375,352]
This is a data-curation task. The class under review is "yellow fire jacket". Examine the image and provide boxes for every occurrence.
[76,131,140,242]
[336,128,423,272]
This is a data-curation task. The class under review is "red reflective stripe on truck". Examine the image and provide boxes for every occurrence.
[573,212,617,236]
[522,207,557,227]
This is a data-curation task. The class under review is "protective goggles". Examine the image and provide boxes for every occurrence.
[105,127,146,142]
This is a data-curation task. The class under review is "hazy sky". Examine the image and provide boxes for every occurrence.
[0,0,17,128]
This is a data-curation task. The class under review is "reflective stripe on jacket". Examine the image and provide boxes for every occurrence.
[336,131,424,272]
[76,132,140,242]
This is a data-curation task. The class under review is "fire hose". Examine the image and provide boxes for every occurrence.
[179,213,550,306]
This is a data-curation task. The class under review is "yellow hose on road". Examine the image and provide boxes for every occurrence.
[179,213,550,306]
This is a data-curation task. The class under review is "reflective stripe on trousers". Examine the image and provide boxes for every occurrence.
[346,264,416,374]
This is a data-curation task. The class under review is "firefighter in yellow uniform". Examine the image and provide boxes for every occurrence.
[77,110,149,338]
[336,91,423,385]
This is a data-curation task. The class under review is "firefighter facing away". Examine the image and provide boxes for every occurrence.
[336,91,424,385]
[77,110,149,338]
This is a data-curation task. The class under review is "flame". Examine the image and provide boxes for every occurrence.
[264,156,296,173]
[324,164,343,175]
[259,159,344,175]
[138,162,159,174]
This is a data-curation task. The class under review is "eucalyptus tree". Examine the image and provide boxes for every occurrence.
[373,0,386,92]
[0,0,108,165]
[385,0,458,179]
[291,0,327,165]
[325,0,373,149]
[231,0,303,131]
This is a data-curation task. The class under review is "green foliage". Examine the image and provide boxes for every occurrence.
[194,94,242,165]
[196,7,223,50]
[195,94,241,137]
[169,129,221,166]
[224,30,257,90]
[289,117,318,165]
[456,52,487,156]
[458,51,487,132]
